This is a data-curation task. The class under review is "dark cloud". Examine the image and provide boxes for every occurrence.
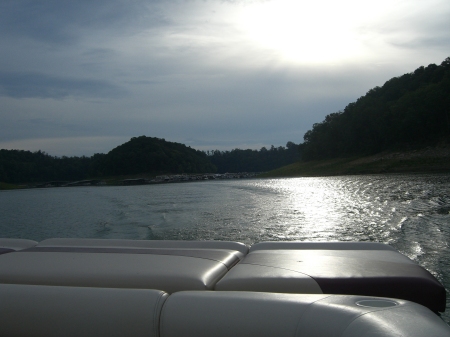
[0,0,167,44]
[0,71,126,99]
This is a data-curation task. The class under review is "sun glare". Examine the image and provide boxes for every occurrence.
[236,0,367,64]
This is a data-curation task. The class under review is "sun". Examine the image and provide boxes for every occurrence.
[235,0,366,64]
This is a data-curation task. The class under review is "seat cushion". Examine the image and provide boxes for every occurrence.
[0,239,244,293]
[0,284,168,337]
[216,242,446,312]
[160,291,450,337]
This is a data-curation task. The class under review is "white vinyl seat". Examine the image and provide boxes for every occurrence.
[160,291,450,337]
[37,237,249,257]
[215,241,446,313]
[0,238,38,254]
[0,238,246,293]
[0,284,168,337]
[2,286,449,337]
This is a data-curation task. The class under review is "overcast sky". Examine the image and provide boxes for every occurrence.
[1,0,449,156]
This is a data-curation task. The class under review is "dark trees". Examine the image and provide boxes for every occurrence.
[301,57,450,160]
[208,142,300,173]
[0,138,300,184]
[92,136,217,176]
[0,150,91,184]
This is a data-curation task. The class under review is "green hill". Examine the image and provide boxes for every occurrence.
[0,137,217,185]
[90,136,216,176]
[300,57,450,161]
[0,137,299,186]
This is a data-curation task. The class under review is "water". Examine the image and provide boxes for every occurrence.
[1,174,450,321]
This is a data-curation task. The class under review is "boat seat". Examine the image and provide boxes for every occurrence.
[1,285,449,337]
[0,238,245,293]
[160,291,450,337]
[0,284,167,337]
[0,238,38,255]
[37,237,249,257]
[215,241,446,312]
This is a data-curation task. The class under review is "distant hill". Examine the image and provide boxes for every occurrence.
[90,136,216,176]
[300,57,450,160]
[0,137,217,184]
[0,137,301,185]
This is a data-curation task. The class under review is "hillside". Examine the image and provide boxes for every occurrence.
[0,137,217,185]
[300,57,450,161]
[262,145,450,177]
[0,137,301,185]
[90,136,216,177]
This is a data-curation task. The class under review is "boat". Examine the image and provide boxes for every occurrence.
[0,238,449,336]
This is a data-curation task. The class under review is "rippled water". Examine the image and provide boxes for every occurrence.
[1,174,449,321]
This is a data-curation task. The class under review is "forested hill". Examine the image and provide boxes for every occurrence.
[300,57,450,160]
[0,137,217,184]
[1,136,302,184]
[90,136,216,176]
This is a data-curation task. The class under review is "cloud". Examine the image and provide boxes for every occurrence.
[0,0,166,44]
[0,136,130,157]
[359,0,450,52]
[0,71,126,99]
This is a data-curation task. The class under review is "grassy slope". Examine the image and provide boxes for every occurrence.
[261,146,450,177]
[0,182,25,190]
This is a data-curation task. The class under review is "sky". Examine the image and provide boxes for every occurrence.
[0,0,449,157]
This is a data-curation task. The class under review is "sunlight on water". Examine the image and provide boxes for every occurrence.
[248,177,407,244]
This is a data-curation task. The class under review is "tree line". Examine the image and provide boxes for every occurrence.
[0,137,300,184]
[0,150,92,184]
[300,57,450,160]
[207,142,300,173]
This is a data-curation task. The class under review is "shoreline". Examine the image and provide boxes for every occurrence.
[2,147,449,190]
[261,146,450,178]
[0,172,262,191]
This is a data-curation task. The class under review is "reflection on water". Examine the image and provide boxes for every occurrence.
[1,174,449,321]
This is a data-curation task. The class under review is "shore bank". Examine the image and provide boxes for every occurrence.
[0,172,262,190]
[261,146,450,177]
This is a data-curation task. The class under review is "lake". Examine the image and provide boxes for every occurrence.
[1,174,449,321]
